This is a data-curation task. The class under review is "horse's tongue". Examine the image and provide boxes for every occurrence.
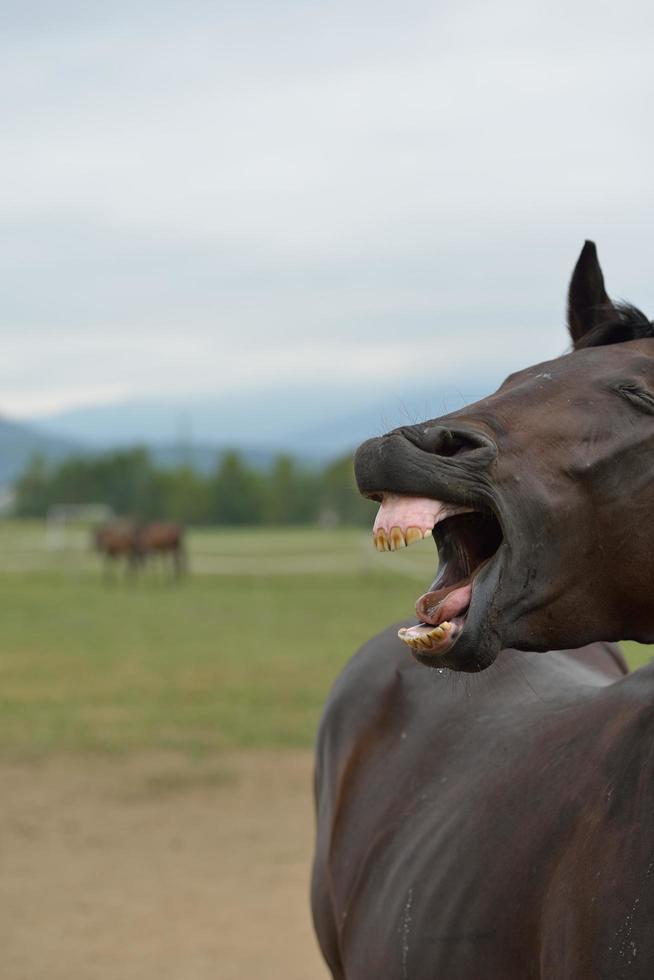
[416,582,473,626]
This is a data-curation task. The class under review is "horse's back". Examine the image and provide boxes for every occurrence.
[138,522,183,551]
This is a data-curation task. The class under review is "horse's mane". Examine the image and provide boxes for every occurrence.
[574,303,654,350]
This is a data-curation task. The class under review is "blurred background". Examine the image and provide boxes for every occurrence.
[1,2,654,978]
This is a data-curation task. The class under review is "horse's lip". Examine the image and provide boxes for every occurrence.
[456,547,506,670]
[411,543,506,671]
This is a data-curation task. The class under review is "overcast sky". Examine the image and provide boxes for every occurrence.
[2,0,654,427]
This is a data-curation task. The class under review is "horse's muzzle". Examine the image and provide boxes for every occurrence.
[354,425,497,507]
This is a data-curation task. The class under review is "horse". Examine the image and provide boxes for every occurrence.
[94,519,140,577]
[312,242,654,979]
[133,522,185,578]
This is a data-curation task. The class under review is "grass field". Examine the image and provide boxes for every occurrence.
[0,520,651,756]
[0,522,437,755]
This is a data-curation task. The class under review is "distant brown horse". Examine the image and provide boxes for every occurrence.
[134,522,185,578]
[94,520,185,579]
[94,519,140,577]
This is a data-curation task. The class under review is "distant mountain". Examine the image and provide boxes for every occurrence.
[27,376,494,462]
[5,374,496,487]
[0,415,283,488]
[0,416,83,485]
[28,385,379,451]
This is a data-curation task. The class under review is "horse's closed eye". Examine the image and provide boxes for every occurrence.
[614,382,654,414]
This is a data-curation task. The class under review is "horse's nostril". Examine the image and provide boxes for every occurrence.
[418,426,490,459]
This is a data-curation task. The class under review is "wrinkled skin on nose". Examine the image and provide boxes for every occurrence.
[355,241,654,671]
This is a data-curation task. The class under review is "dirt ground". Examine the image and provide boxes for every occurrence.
[0,750,329,980]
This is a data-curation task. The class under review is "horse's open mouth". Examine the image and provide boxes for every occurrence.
[373,493,503,663]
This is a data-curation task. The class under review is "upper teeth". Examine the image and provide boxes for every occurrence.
[372,493,474,552]
[374,526,432,552]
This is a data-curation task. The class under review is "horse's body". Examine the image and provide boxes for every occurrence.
[313,244,654,978]
[134,522,185,577]
[313,632,654,980]
[94,519,139,573]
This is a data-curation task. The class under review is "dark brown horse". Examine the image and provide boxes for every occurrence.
[94,519,140,575]
[313,243,654,979]
[133,522,185,578]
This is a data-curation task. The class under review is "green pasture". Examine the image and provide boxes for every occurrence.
[0,522,435,755]
[0,521,650,756]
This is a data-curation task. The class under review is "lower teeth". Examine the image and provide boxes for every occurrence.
[398,621,453,651]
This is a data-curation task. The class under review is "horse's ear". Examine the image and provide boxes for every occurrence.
[567,241,617,345]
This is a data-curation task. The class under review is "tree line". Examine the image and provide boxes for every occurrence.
[13,448,376,527]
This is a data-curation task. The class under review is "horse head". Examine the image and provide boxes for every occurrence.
[355,242,654,671]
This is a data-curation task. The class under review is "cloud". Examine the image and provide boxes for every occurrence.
[1,0,653,422]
